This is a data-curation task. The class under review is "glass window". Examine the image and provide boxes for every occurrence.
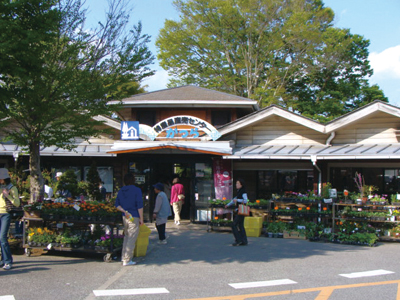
[384,169,400,194]
[137,110,156,126]
[278,170,297,192]
[257,171,277,198]
[257,170,312,198]
[211,110,231,127]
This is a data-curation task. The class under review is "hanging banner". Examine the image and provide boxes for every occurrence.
[213,157,233,200]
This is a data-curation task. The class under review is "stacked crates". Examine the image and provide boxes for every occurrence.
[244,216,263,237]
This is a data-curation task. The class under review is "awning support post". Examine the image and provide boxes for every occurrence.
[311,155,322,196]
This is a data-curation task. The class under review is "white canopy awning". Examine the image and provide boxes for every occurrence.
[0,143,116,157]
[224,143,400,160]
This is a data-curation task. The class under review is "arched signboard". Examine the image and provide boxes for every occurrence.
[135,115,221,141]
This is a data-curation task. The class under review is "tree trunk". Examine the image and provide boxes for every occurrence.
[29,140,44,203]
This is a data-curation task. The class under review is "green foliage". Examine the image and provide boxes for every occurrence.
[57,169,78,198]
[9,168,30,204]
[0,0,155,201]
[157,0,387,120]
[248,199,270,206]
[265,221,286,233]
[77,181,89,197]
[321,182,332,199]
[209,199,230,206]
[86,161,102,200]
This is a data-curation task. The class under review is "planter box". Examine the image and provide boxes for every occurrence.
[246,227,262,237]
[283,231,307,240]
[244,217,263,229]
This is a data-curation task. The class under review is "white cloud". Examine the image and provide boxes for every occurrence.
[141,68,170,92]
[369,45,400,78]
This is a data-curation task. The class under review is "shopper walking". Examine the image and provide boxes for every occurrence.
[152,182,172,244]
[170,177,185,225]
[225,178,248,246]
[0,168,20,270]
[115,173,143,266]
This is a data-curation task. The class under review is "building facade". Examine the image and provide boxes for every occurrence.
[1,86,400,222]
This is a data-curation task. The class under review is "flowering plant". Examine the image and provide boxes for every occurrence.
[354,172,366,197]
[370,194,387,203]
[28,227,56,244]
[23,200,43,212]
[96,234,124,248]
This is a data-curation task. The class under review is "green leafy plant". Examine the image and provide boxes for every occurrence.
[265,222,285,233]
[321,182,332,199]
[86,161,102,200]
[56,169,78,198]
[209,199,230,206]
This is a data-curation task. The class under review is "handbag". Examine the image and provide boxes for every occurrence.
[237,202,250,216]
[178,194,185,200]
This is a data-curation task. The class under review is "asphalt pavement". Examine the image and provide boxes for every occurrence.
[2,220,400,300]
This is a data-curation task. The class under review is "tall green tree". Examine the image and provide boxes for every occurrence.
[156,0,387,121]
[285,27,388,122]
[0,0,155,201]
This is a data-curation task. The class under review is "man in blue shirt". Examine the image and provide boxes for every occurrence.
[115,173,144,266]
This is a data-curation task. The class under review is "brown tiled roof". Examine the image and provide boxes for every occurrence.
[122,85,253,102]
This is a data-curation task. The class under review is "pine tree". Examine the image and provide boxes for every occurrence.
[86,162,102,201]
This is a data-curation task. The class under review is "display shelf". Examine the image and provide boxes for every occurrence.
[22,215,123,262]
[332,203,400,242]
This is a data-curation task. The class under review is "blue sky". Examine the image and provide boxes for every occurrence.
[86,0,400,105]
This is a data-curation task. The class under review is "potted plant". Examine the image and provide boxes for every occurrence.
[390,194,400,206]
[276,221,286,238]
[265,222,282,237]
[354,172,367,204]
[370,194,387,205]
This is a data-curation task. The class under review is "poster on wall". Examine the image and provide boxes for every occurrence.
[213,157,233,200]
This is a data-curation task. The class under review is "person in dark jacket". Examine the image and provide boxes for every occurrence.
[225,178,249,246]
[115,173,143,266]
[99,181,107,201]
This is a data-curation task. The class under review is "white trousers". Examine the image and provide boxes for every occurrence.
[121,216,140,263]
[172,201,183,222]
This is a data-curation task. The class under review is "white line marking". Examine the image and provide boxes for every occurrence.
[0,296,15,300]
[93,288,169,297]
[340,269,394,278]
[229,279,297,289]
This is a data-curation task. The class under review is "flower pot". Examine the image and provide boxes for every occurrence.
[362,197,368,204]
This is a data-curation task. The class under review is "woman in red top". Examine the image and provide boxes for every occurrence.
[170,177,185,225]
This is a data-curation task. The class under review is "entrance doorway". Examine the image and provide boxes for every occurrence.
[129,156,214,223]
[151,162,192,221]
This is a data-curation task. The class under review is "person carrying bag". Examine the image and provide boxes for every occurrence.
[225,178,249,246]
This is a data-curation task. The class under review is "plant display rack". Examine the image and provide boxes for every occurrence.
[332,203,400,244]
[207,202,233,232]
[22,215,124,262]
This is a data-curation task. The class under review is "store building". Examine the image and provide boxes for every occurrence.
[1,86,400,222]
